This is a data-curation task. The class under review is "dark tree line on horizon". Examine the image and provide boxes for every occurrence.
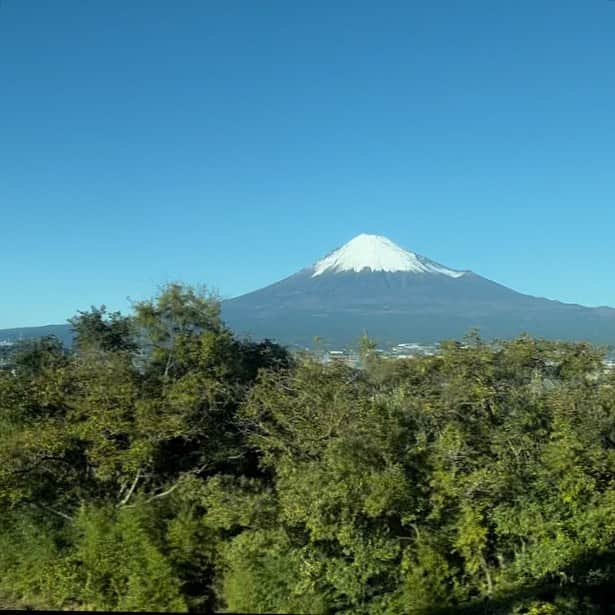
[1,283,615,614]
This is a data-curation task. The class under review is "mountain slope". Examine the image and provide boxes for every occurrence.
[0,324,73,346]
[222,234,615,347]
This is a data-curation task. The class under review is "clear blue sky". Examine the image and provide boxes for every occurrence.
[2,0,615,327]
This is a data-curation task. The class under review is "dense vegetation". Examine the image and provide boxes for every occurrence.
[2,284,615,614]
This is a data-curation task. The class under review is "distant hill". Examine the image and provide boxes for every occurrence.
[0,324,73,346]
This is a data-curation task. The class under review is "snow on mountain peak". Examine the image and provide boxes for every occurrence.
[312,234,466,278]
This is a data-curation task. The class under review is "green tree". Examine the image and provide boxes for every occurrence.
[69,305,137,354]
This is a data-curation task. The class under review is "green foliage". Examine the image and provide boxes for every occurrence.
[2,286,615,613]
[0,512,77,610]
[9,335,67,376]
[67,504,187,612]
[70,305,137,353]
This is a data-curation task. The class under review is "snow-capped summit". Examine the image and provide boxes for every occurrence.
[312,233,466,278]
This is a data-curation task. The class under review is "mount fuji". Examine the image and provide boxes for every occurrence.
[221,234,615,347]
[3,234,615,349]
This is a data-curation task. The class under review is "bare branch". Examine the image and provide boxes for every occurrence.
[122,462,210,508]
[30,502,73,522]
[145,480,182,503]
[117,468,142,507]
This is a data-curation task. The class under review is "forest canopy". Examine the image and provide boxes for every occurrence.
[1,283,615,614]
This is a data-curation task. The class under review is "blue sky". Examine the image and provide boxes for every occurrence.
[2,0,615,327]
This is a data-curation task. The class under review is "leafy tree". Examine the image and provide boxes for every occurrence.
[69,305,137,354]
[9,335,67,376]
[2,290,615,613]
